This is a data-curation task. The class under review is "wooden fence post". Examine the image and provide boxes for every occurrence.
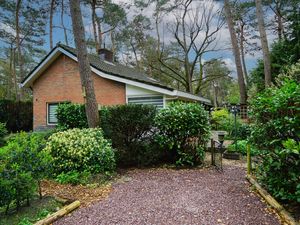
[211,139,215,166]
[247,144,252,175]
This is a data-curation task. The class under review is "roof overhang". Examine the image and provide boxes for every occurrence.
[21,47,211,104]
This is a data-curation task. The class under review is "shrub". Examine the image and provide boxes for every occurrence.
[235,123,251,140]
[211,108,245,138]
[56,103,88,130]
[155,102,210,166]
[0,132,51,211]
[249,80,300,150]
[250,80,300,203]
[0,122,7,146]
[44,128,115,174]
[100,104,163,167]
[256,139,300,203]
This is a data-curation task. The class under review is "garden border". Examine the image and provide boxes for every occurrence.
[34,200,80,225]
[246,175,299,225]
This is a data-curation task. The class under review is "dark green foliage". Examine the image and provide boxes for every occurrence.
[155,102,210,166]
[100,104,164,167]
[249,80,300,150]
[256,139,300,203]
[235,123,251,140]
[250,80,300,203]
[0,122,7,146]
[44,128,116,174]
[0,132,51,212]
[0,100,33,132]
[56,103,88,130]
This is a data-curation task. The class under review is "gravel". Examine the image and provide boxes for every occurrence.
[55,166,280,225]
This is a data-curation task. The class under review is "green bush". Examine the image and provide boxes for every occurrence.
[57,103,88,130]
[44,128,115,174]
[155,102,210,166]
[256,139,300,203]
[100,104,163,167]
[235,123,251,140]
[249,80,300,150]
[0,132,51,212]
[211,108,245,138]
[0,122,7,146]
[250,80,300,203]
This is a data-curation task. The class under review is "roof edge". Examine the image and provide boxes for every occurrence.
[22,44,211,104]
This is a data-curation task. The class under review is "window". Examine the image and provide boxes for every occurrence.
[47,103,58,124]
[127,96,164,109]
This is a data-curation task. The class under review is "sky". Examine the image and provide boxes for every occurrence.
[0,0,277,78]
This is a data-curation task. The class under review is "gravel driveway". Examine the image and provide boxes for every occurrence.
[55,166,280,225]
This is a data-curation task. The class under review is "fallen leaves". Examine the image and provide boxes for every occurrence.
[41,180,112,207]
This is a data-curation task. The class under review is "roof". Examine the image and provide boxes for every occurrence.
[23,43,172,90]
[21,43,211,104]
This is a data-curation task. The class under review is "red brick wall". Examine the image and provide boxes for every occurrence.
[32,54,125,130]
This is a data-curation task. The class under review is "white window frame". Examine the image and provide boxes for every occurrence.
[47,102,59,125]
[126,95,165,109]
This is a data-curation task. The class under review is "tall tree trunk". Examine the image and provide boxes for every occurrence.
[240,22,248,87]
[110,30,115,59]
[255,0,272,87]
[12,48,18,100]
[276,10,283,40]
[49,0,55,49]
[96,17,102,48]
[224,0,247,104]
[273,0,284,40]
[15,0,23,100]
[91,0,99,51]
[69,0,99,128]
[61,0,68,45]
[8,45,14,99]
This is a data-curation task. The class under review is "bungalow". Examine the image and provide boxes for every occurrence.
[21,43,211,131]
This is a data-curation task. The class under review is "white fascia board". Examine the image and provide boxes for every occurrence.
[176,90,211,104]
[21,48,62,88]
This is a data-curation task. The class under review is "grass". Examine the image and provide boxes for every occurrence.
[0,196,63,225]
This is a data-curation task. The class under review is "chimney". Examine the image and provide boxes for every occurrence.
[98,48,114,62]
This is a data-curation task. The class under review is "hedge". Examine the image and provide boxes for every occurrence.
[0,100,33,132]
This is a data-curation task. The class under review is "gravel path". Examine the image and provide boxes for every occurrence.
[55,166,280,225]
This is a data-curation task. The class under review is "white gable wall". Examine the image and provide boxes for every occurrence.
[126,84,166,108]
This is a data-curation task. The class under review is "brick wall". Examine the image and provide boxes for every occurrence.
[32,54,125,130]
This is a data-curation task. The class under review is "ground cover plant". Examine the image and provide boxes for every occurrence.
[0,196,63,225]
[227,140,261,156]
[155,102,211,166]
